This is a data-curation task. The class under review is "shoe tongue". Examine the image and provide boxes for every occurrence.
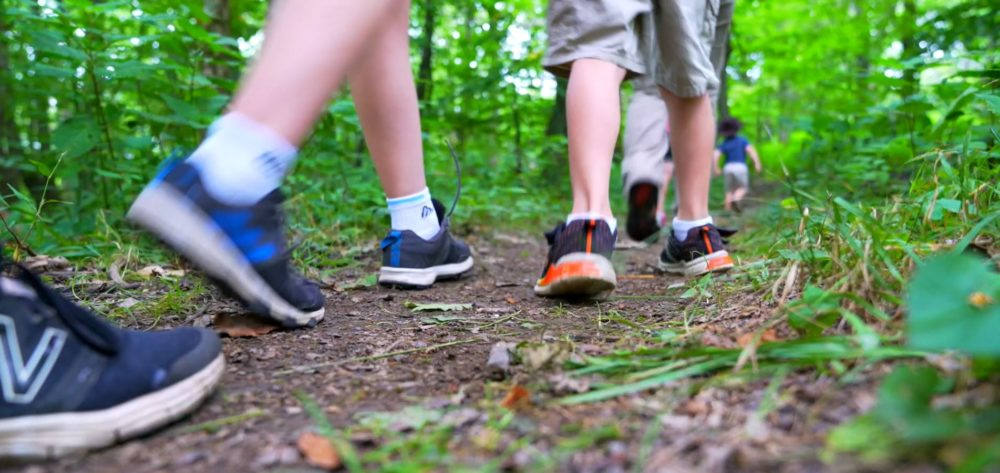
[431,198,447,225]
[0,277,38,300]
[14,268,120,355]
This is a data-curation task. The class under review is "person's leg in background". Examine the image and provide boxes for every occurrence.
[347,0,473,289]
[621,74,670,242]
[656,158,675,224]
[724,170,737,211]
[654,0,734,276]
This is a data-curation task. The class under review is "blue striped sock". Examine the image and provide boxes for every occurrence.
[387,188,440,240]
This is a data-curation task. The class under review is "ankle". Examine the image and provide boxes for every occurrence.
[672,216,713,240]
[567,212,618,234]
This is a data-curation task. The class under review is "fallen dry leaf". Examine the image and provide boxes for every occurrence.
[109,258,127,285]
[499,384,530,410]
[296,432,340,470]
[118,297,140,309]
[678,399,710,416]
[24,254,70,271]
[213,313,280,338]
[518,341,574,370]
[619,274,657,280]
[505,295,518,304]
[136,264,186,279]
[737,329,778,347]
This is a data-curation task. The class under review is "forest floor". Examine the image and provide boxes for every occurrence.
[17,201,922,473]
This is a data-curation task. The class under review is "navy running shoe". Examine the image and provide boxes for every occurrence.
[128,160,325,328]
[0,265,223,459]
[658,224,734,276]
[378,199,473,288]
[534,219,617,298]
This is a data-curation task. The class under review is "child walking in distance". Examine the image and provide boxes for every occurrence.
[127,1,473,329]
[622,0,735,243]
[0,262,224,459]
[534,0,734,299]
[714,117,761,212]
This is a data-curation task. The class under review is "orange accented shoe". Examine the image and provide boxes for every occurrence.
[534,219,617,299]
[658,224,735,276]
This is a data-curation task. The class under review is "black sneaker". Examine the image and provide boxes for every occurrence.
[625,181,662,242]
[534,219,617,298]
[128,160,325,328]
[378,199,473,288]
[658,224,734,276]
[0,265,224,459]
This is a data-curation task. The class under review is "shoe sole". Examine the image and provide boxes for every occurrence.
[534,253,616,299]
[658,250,734,277]
[0,354,224,460]
[378,256,474,289]
[626,183,660,242]
[127,184,324,328]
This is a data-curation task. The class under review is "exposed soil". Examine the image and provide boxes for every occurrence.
[14,216,901,473]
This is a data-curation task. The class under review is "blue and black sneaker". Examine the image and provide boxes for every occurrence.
[378,198,474,289]
[0,264,224,460]
[127,160,325,328]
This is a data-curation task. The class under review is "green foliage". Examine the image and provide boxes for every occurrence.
[908,253,1000,356]
[827,365,1000,471]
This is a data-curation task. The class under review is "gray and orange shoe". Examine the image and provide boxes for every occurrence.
[534,219,617,299]
[658,224,734,276]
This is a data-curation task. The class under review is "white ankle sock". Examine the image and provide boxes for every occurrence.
[672,216,714,240]
[185,113,297,205]
[566,213,618,234]
[387,188,440,240]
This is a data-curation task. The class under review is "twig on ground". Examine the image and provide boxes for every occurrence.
[176,409,266,435]
[0,212,36,257]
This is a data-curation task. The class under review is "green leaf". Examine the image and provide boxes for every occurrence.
[907,253,1000,356]
[786,285,841,337]
[977,92,1000,115]
[51,117,101,160]
[403,301,472,312]
[337,273,377,291]
[937,198,961,214]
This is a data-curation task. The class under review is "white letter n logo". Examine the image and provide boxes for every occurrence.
[0,314,67,404]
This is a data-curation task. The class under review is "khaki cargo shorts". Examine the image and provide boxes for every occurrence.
[723,163,749,191]
[543,0,721,98]
[620,0,734,194]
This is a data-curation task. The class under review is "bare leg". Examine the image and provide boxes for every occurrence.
[349,0,426,198]
[661,91,714,221]
[656,161,674,218]
[229,0,397,146]
[567,59,627,218]
[732,187,748,203]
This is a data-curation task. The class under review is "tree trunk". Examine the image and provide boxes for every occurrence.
[545,78,568,137]
[203,0,236,82]
[898,0,919,98]
[512,93,523,174]
[1,8,26,190]
[717,32,732,120]
[416,0,437,102]
[0,10,21,182]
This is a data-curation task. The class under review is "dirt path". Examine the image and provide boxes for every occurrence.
[29,215,885,473]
